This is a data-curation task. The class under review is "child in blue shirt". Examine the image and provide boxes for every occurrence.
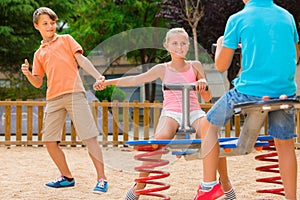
[194,0,299,199]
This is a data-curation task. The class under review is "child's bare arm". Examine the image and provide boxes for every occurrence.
[94,64,164,90]
[21,59,43,88]
[214,36,235,72]
[75,53,106,90]
[198,82,212,103]
[75,52,104,80]
[192,61,212,103]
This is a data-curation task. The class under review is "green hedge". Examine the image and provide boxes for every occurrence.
[95,85,126,102]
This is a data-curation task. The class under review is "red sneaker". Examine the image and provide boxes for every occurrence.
[193,183,224,200]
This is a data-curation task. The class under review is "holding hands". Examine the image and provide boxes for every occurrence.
[93,76,106,91]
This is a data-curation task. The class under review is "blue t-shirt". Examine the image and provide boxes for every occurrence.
[222,0,299,98]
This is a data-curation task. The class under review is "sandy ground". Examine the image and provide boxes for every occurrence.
[0,146,299,200]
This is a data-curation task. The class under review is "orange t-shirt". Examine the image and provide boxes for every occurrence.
[32,34,85,100]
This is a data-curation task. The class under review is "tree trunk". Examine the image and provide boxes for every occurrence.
[192,26,199,60]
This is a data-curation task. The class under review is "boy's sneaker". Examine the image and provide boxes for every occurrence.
[45,176,75,188]
[193,183,224,200]
[93,179,108,193]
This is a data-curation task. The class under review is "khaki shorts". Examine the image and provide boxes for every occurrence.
[42,92,99,141]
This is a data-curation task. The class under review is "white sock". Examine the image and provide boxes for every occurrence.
[201,181,217,191]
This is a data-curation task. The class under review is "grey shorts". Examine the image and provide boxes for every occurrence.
[42,92,99,141]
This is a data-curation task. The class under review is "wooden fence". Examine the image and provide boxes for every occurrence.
[0,100,299,147]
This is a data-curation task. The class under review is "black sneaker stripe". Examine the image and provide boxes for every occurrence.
[125,187,139,200]
[224,188,236,200]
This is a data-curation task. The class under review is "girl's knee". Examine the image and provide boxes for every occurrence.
[44,141,59,147]
[154,134,174,140]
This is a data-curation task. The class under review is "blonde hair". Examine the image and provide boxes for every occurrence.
[33,7,58,24]
[165,28,189,43]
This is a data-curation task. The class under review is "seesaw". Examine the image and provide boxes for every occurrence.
[126,136,271,157]
[127,84,300,156]
[125,83,300,199]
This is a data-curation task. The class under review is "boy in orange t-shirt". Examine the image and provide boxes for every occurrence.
[21,7,108,193]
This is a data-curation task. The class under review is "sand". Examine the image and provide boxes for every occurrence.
[0,146,299,200]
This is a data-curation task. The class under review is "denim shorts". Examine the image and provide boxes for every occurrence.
[160,109,206,127]
[206,88,296,140]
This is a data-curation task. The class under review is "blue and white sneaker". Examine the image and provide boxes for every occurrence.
[93,179,108,193]
[45,176,75,188]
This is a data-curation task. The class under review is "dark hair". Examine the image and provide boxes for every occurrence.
[33,7,58,24]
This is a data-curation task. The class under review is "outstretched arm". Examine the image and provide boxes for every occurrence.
[94,64,164,90]
[21,59,43,88]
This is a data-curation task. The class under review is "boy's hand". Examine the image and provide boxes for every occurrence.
[21,59,31,76]
[93,75,106,90]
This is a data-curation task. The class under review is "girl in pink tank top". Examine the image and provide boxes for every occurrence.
[95,28,236,200]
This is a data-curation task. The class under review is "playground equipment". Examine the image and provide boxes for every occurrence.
[132,145,171,199]
[254,138,285,196]
[126,83,300,199]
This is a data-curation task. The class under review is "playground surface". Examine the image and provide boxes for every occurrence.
[0,146,299,200]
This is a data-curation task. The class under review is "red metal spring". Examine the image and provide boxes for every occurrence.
[255,140,284,196]
[133,145,171,200]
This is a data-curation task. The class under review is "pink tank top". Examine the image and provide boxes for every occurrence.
[162,62,201,112]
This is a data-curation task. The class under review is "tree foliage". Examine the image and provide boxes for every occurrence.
[0,0,38,76]
[66,0,168,102]
[0,0,92,99]
[0,0,169,101]
[0,0,89,74]
[95,85,126,102]
[66,0,166,56]
[2,0,299,101]
[159,0,300,52]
